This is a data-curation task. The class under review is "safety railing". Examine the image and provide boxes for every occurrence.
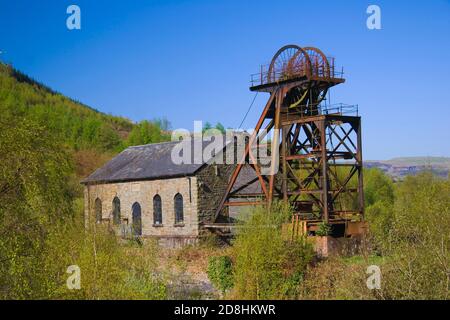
[320,103,359,116]
[283,103,359,118]
[250,62,345,87]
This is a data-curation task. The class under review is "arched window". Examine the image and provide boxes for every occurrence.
[132,202,142,236]
[174,193,184,224]
[153,195,162,225]
[112,197,121,225]
[94,198,102,223]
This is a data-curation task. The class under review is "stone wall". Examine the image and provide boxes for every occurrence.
[84,176,199,239]
[196,163,236,224]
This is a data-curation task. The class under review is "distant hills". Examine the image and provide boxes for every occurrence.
[365,157,450,179]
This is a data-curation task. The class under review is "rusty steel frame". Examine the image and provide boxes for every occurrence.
[279,114,364,222]
[214,45,364,233]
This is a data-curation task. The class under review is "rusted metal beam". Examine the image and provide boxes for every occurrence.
[320,120,330,223]
[268,89,283,207]
[282,125,288,203]
[214,92,276,220]
[356,119,365,215]
[224,201,265,207]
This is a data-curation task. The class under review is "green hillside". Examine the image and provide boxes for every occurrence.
[0,63,134,152]
[0,63,171,177]
[0,65,173,299]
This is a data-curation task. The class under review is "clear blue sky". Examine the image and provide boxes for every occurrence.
[1,0,449,160]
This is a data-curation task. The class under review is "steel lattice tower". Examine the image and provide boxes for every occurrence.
[215,45,366,238]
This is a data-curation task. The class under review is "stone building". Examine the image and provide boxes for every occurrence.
[82,138,260,246]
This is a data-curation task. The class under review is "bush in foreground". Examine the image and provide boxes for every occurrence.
[230,204,314,300]
[207,256,233,294]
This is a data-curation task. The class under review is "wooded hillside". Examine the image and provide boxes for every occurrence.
[0,63,170,177]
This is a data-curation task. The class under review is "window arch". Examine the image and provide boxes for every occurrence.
[132,202,142,236]
[112,197,121,225]
[153,195,162,225]
[174,193,184,224]
[94,198,102,223]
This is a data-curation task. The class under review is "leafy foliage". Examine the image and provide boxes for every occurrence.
[301,171,449,300]
[231,204,314,299]
[364,168,395,242]
[42,211,167,300]
[203,122,226,135]
[316,222,331,237]
[207,256,234,294]
[0,63,170,155]
[126,120,171,147]
[373,172,449,299]
[0,110,73,298]
[0,63,133,152]
[0,64,169,299]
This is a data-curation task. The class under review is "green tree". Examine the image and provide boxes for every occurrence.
[97,124,123,151]
[363,172,449,299]
[215,122,226,134]
[0,111,74,299]
[364,168,395,207]
[363,168,395,241]
[207,256,233,294]
[126,120,170,147]
[202,121,213,133]
[231,204,313,299]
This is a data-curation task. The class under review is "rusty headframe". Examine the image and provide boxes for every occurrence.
[215,45,365,238]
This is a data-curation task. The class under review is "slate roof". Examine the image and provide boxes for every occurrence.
[82,139,226,185]
[230,165,264,195]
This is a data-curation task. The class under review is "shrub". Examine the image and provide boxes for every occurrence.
[207,256,233,294]
[374,172,450,299]
[301,172,450,300]
[364,168,395,244]
[41,214,167,300]
[299,257,377,300]
[316,222,331,237]
[231,204,314,300]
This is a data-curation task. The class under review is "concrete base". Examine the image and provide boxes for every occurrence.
[312,235,365,257]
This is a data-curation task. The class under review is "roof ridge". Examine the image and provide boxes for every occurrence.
[127,140,179,149]
[126,134,234,149]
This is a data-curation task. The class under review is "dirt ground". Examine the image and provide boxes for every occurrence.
[156,244,232,299]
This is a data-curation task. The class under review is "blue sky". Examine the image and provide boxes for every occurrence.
[0,0,449,160]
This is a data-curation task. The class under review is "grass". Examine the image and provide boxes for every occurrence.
[340,255,387,266]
